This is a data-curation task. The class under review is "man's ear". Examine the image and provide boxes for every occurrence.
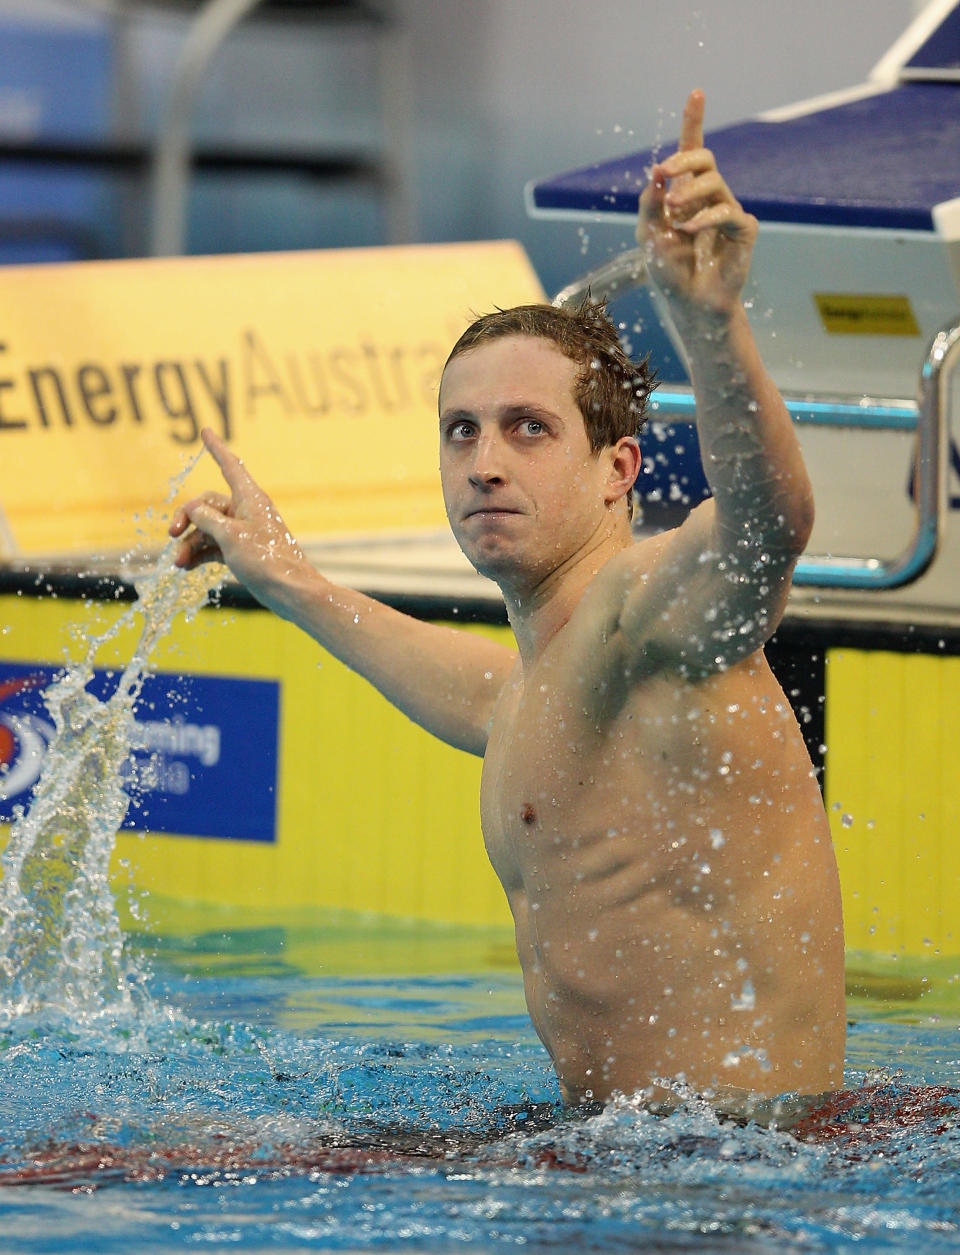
[604,436,642,506]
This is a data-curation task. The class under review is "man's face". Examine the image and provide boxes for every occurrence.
[438,335,614,588]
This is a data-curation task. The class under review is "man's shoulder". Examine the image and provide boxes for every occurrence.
[580,529,674,612]
[565,509,719,683]
[542,535,670,679]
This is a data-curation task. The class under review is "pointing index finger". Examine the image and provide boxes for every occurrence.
[201,426,257,497]
[678,88,705,153]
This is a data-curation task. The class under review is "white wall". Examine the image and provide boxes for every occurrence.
[0,0,925,281]
[396,0,918,289]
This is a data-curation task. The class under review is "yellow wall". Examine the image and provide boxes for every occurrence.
[826,647,960,957]
[5,594,960,958]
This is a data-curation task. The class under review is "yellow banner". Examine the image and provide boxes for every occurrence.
[0,242,545,558]
[814,292,920,337]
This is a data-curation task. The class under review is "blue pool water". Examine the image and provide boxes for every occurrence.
[1,915,960,1254]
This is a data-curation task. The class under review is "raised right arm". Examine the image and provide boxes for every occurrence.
[169,429,516,756]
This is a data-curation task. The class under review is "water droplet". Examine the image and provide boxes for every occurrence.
[731,979,756,1012]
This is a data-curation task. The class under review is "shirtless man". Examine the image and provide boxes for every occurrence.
[170,90,845,1110]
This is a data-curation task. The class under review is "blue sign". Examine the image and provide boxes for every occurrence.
[0,663,279,842]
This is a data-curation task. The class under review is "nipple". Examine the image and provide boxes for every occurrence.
[520,803,537,826]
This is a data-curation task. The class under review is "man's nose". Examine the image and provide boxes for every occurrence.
[468,432,506,489]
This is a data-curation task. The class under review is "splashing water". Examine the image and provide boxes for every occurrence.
[0,543,220,1027]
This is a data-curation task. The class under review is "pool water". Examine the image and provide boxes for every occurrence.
[1,912,960,1254]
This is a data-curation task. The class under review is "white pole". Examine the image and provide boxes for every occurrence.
[148,0,264,257]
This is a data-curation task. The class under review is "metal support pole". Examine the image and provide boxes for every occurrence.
[148,0,265,257]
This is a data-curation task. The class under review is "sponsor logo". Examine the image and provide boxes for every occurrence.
[814,293,920,337]
[0,674,55,802]
[0,664,279,842]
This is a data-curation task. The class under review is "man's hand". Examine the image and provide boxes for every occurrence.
[170,429,515,757]
[637,89,757,318]
[169,428,308,617]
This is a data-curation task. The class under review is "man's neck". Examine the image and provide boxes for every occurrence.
[500,521,632,666]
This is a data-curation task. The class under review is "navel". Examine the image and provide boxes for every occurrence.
[520,803,537,826]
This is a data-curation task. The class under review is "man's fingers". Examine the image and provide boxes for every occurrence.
[678,88,705,153]
[170,495,239,563]
[666,169,730,215]
[169,505,190,537]
[201,426,261,499]
[674,202,757,239]
[188,497,238,542]
[638,164,668,227]
[640,92,710,236]
[657,148,715,181]
[172,525,224,570]
[170,491,230,537]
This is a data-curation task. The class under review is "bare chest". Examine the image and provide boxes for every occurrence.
[479,672,683,894]
[478,657,808,901]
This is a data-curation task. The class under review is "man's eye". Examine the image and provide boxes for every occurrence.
[519,419,545,436]
[446,422,474,440]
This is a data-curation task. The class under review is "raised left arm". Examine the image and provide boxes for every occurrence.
[618,90,813,676]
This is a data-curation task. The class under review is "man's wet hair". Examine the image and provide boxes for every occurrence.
[443,296,657,454]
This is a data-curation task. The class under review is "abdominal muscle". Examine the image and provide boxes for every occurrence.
[510,882,830,1106]
[481,656,846,1108]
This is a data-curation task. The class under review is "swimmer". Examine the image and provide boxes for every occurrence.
[170,90,845,1110]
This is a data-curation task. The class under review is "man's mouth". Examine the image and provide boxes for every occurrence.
[464,507,521,520]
